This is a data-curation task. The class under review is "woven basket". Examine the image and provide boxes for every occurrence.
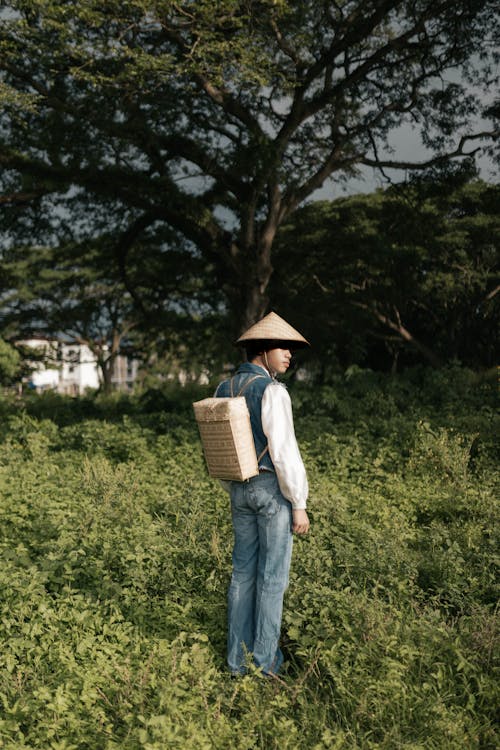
[193,396,259,481]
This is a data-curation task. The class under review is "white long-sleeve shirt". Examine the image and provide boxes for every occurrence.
[261,382,308,510]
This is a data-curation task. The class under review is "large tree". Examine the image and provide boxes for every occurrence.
[0,0,498,334]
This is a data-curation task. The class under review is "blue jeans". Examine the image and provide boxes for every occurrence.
[227,472,293,675]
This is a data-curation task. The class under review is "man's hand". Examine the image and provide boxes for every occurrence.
[292,509,310,535]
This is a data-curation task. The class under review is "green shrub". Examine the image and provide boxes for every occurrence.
[0,369,498,749]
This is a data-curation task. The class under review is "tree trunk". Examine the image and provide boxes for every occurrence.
[100,358,115,394]
[231,228,277,337]
[97,328,122,393]
[238,282,270,334]
[226,283,269,346]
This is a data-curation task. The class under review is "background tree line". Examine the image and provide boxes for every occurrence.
[0,1,498,385]
[272,168,499,376]
[1,170,498,385]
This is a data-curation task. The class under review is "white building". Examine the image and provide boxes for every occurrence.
[18,337,139,395]
[58,342,100,395]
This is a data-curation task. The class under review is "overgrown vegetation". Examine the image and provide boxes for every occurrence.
[0,368,498,749]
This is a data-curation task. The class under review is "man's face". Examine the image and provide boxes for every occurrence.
[265,347,293,374]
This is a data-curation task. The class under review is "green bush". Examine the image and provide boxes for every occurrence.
[0,369,498,749]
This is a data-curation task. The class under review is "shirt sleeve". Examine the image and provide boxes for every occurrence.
[261,383,308,510]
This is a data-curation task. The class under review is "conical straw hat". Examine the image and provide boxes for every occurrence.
[236,311,309,348]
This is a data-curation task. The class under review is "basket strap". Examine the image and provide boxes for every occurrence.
[236,374,266,396]
[233,374,270,466]
[229,373,265,396]
[257,445,269,462]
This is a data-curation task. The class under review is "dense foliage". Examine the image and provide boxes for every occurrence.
[0,337,20,384]
[0,369,498,748]
[1,1,498,329]
[272,176,500,371]
[3,175,499,378]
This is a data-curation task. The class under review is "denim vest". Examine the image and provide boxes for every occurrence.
[215,362,275,473]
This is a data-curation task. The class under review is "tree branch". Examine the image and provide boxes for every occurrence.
[361,131,498,171]
[0,146,228,257]
[113,214,158,318]
[0,190,48,206]
[354,301,443,367]
[485,284,500,302]
[158,24,264,138]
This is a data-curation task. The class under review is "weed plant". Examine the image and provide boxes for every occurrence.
[0,367,498,749]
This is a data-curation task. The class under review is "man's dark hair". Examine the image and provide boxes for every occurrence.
[244,340,266,360]
[244,340,295,360]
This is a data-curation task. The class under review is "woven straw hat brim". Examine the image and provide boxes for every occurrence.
[236,311,309,348]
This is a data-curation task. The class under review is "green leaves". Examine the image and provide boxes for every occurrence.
[0,339,21,384]
[2,1,497,329]
[272,178,500,371]
[0,373,498,747]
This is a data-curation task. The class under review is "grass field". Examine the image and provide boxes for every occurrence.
[0,366,498,749]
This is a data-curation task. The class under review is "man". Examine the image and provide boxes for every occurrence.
[215,311,310,676]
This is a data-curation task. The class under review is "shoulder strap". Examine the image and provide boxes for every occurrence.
[230,373,268,397]
[257,445,269,462]
[237,374,267,396]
